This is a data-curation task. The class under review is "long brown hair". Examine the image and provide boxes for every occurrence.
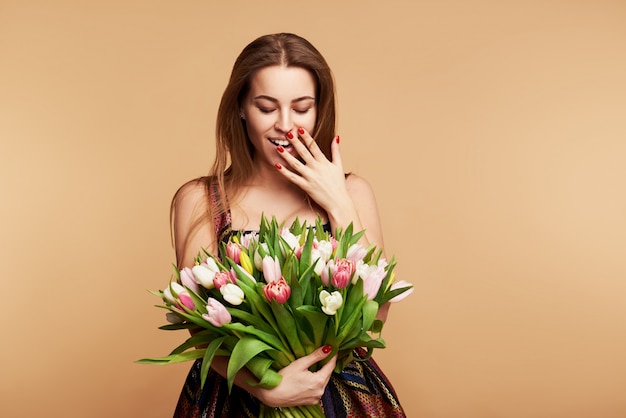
[172,33,337,247]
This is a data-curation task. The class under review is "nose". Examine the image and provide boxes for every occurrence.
[274,110,293,134]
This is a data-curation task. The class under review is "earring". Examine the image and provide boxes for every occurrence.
[240,113,245,120]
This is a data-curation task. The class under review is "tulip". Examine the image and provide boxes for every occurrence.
[262,256,281,283]
[239,251,254,275]
[310,248,326,276]
[226,242,242,264]
[280,228,300,252]
[192,260,218,289]
[331,259,354,289]
[320,260,332,286]
[346,243,367,262]
[315,240,334,263]
[202,298,231,327]
[179,267,200,293]
[389,280,414,303]
[263,277,291,304]
[319,290,343,315]
[165,312,185,324]
[163,282,185,305]
[220,283,245,305]
[354,259,388,300]
[178,292,196,311]
[213,270,235,290]
[239,232,257,249]
[254,242,269,270]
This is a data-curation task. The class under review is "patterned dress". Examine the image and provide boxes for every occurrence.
[173,185,406,418]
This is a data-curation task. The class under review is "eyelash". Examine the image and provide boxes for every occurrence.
[258,108,311,115]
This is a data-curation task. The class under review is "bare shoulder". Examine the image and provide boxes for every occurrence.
[345,173,377,203]
[174,178,209,209]
[172,177,213,267]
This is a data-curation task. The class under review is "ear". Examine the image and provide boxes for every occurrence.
[239,110,245,120]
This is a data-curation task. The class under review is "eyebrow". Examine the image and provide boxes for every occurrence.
[253,95,316,104]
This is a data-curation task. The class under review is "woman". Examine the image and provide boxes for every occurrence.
[172,33,405,417]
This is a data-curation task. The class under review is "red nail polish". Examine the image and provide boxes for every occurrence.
[298,127,305,135]
[322,345,332,354]
[276,145,284,153]
[336,135,340,144]
[286,131,294,139]
[275,163,282,170]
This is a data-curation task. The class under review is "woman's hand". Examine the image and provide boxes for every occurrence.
[252,345,337,408]
[276,127,358,226]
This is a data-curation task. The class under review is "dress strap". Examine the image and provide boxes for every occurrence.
[209,180,232,243]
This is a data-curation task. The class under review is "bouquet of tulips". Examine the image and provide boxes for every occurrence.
[138,215,413,418]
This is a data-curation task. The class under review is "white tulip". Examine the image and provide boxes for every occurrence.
[220,283,245,305]
[319,290,343,316]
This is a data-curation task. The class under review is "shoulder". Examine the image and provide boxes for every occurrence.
[172,177,215,267]
[173,177,210,214]
[345,173,377,202]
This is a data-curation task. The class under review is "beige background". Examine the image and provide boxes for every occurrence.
[1,0,625,417]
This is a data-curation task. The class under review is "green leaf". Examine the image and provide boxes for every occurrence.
[296,305,328,348]
[243,356,283,389]
[136,349,207,365]
[200,336,227,388]
[269,302,305,358]
[361,300,378,333]
[227,336,276,393]
[223,322,289,354]
[228,308,275,335]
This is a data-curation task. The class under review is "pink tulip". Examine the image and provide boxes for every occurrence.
[179,267,200,293]
[320,261,332,286]
[346,244,367,263]
[355,259,388,300]
[263,277,291,304]
[226,242,242,264]
[331,259,355,289]
[202,298,231,327]
[389,280,414,303]
[213,270,235,290]
[178,292,196,311]
[262,256,281,283]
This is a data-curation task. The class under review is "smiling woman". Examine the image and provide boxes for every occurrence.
[240,66,317,162]
[168,32,406,418]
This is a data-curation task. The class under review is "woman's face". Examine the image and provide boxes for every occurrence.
[241,65,317,166]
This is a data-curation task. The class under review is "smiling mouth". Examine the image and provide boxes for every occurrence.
[269,138,290,147]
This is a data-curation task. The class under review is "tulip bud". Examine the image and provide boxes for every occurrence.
[165,312,185,324]
[262,256,281,283]
[263,277,291,304]
[213,271,235,290]
[239,251,254,275]
[319,290,343,315]
[202,298,231,327]
[179,267,200,293]
[163,282,185,305]
[254,243,269,270]
[331,259,354,289]
[389,280,414,303]
[226,242,241,264]
[220,283,245,305]
[192,263,216,289]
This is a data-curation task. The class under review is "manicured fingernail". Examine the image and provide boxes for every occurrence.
[276,145,284,153]
[275,163,282,170]
[336,135,340,144]
[286,131,294,139]
[298,127,305,135]
[322,345,332,354]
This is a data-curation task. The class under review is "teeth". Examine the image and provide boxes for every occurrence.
[270,139,290,147]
